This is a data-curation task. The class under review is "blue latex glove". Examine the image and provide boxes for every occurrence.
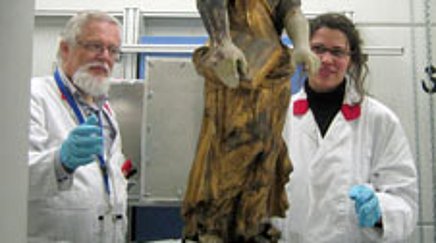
[349,185,382,227]
[60,114,103,171]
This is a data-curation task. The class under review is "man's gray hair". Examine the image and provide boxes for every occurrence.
[60,10,122,44]
[57,10,122,63]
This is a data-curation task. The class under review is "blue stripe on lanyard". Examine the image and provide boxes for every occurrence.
[54,69,110,195]
[54,69,84,123]
[96,111,111,195]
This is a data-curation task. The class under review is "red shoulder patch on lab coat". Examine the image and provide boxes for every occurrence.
[293,99,309,115]
[341,104,361,121]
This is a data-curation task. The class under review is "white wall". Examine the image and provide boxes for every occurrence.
[35,0,196,13]
[0,0,34,242]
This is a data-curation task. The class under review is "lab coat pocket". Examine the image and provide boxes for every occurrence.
[54,187,92,209]
[51,189,96,241]
[54,207,96,242]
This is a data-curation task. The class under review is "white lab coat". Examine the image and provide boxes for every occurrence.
[28,74,128,243]
[277,79,418,243]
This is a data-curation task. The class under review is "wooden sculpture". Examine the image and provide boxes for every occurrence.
[182,0,319,242]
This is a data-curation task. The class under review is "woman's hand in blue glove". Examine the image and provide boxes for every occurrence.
[349,185,382,227]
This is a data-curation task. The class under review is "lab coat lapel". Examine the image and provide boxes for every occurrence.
[304,77,361,164]
[298,109,319,143]
[291,91,319,143]
[311,113,352,166]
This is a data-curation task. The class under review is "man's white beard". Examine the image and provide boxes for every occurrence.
[72,62,111,98]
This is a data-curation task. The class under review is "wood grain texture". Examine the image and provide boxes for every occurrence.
[182,0,295,241]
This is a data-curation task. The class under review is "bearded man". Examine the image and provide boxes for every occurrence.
[28,11,128,243]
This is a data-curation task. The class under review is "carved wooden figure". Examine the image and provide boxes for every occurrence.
[182,0,319,242]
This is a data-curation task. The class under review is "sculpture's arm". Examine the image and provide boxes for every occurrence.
[197,0,247,88]
[197,0,231,47]
[282,1,319,76]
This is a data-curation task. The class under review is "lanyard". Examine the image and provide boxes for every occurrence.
[54,69,111,195]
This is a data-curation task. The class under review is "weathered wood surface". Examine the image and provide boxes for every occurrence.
[182,0,294,242]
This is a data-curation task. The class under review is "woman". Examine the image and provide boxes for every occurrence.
[280,13,418,242]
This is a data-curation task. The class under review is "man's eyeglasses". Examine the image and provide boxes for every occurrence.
[76,40,121,61]
[311,44,351,58]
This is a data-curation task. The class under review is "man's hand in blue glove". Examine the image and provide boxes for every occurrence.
[349,185,382,227]
[60,114,103,171]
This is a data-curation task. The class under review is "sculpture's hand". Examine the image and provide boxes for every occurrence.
[206,40,248,88]
[292,47,320,77]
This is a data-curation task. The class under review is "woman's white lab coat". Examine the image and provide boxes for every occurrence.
[278,80,418,243]
[28,75,128,243]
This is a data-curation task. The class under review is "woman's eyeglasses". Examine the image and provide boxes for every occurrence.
[311,44,351,58]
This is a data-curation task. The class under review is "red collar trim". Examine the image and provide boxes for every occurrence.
[293,99,361,121]
[341,104,361,121]
[293,99,309,115]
